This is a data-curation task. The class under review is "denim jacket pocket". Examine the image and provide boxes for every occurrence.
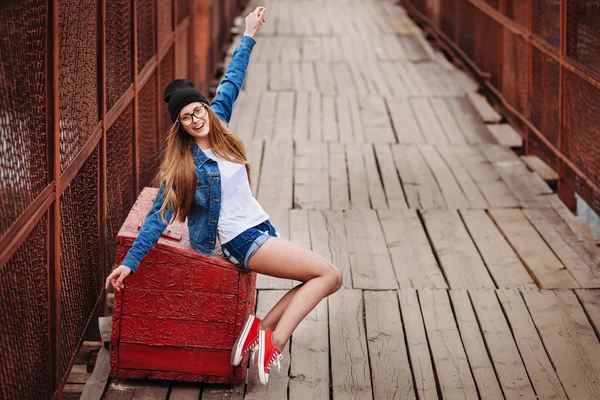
[195,184,210,208]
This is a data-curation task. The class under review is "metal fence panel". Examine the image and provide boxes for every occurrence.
[402,0,600,213]
[1,0,244,396]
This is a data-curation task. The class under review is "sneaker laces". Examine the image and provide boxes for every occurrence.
[243,338,259,358]
[250,343,259,362]
[267,352,284,373]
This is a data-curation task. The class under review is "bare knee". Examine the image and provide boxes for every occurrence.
[324,265,343,294]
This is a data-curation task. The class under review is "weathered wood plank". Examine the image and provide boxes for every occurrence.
[329,142,351,210]
[322,96,339,142]
[289,209,311,251]
[294,141,330,210]
[394,62,421,96]
[379,62,409,97]
[274,91,295,139]
[386,97,425,144]
[303,37,323,61]
[308,210,352,288]
[293,91,309,141]
[430,98,468,145]
[290,298,329,400]
[415,63,453,96]
[300,62,317,91]
[255,92,277,140]
[522,156,558,185]
[576,289,600,336]
[332,62,358,95]
[523,208,600,288]
[336,96,355,143]
[200,384,242,400]
[445,97,496,144]
[104,378,137,400]
[246,62,269,93]
[364,291,416,400]
[379,209,447,289]
[131,380,169,399]
[422,210,495,289]
[346,96,366,142]
[392,145,446,209]
[448,291,503,400]
[346,143,371,209]
[281,37,301,62]
[496,289,568,400]
[410,98,448,145]
[329,289,373,400]
[419,289,478,399]
[362,144,388,209]
[403,63,432,96]
[234,93,261,140]
[345,210,398,289]
[381,34,408,61]
[460,210,536,289]
[478,144,549,208]
[523,290,600,400]
[360,96,396,143]
[489,209,579,289]
[466,92,502,123]
[547,194,599,243]
[436,146,489,209]
[374,144,408,209]
[397,289,438,400]
[309,92,322,142]
[270,62,295,91]
[80,348,111,400]
[401,35,431,62]
[469,290,537,399]
[486,124,522,149]
[315,62,336,95]
[419,145,470,209]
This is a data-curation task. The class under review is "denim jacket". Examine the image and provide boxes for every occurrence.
[121,35,257,273]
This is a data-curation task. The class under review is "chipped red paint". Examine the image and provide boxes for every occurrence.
[110,187,255,383]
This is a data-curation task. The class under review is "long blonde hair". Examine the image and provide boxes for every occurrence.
[152,106,251,224]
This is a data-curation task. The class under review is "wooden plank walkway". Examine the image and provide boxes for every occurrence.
[80,0,600,398]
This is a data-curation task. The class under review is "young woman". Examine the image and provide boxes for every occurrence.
[105,6,343,386]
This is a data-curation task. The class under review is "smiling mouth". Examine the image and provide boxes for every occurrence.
[193,122,205,131]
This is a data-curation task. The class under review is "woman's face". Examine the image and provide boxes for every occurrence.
[179,102,210,139]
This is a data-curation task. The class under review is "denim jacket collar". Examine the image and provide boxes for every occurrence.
[191,142,210,168]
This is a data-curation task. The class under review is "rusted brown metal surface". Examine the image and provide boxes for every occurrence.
[0,0,248,398]
[402,0,600,213]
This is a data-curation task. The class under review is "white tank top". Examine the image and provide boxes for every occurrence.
[203,149,269,244]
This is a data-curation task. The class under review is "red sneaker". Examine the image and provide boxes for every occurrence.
[258,330,284,385]
[230,314,261,366]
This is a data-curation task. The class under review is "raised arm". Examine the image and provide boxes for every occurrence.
[120,184,173,274]
[211,7,266,124]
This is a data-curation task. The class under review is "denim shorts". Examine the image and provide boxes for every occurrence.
[221,219,280,270]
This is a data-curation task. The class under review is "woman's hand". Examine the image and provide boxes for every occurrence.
[105,265,133,292]
[244,6,266,38]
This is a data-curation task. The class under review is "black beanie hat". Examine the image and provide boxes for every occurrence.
[163,79,209,122]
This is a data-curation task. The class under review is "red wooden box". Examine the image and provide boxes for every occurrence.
[110,187,256,383]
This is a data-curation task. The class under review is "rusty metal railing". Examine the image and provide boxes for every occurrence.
[401,0,600,213]
[0,0,247,398]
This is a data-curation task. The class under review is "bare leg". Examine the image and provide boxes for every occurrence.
[258,283,303,331]
[248,237,343,350]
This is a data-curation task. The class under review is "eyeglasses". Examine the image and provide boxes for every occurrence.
[178,105,207,127]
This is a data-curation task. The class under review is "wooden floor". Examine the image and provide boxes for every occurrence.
[90,0,600,398]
